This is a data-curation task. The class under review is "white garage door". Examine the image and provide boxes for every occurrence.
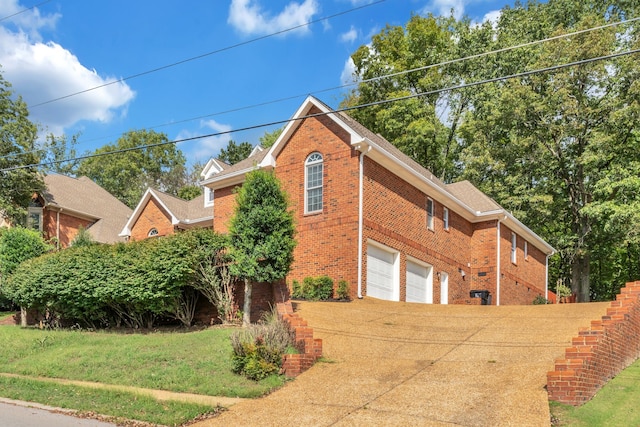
[367,244,396,301]
[406,260,433,304]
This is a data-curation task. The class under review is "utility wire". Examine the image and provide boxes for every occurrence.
[3,14,637,162]
[0,0,51,23]
[4,47,638,172]
[28,0,387,108]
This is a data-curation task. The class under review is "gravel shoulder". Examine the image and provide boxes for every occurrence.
[195,298,609,427]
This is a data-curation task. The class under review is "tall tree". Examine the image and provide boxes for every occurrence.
[77,130,187,208]
[40,133,80,175]
[459,0,640,301]
[0,72,44,223]
[228,170,296,326]
[342,14,474,182]
[219,140,253,165]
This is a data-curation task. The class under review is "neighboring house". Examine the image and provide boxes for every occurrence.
[201,96,555,305]
[30,174,133,248]
[120,188,214,241]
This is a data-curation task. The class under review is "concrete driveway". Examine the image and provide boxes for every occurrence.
[196,298,609,427]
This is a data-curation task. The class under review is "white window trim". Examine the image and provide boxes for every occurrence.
[27,206,43,232]
[427,198,434,230]
[204,187,214,208]
[148,228,159,237]
[511,232,517,264]
[443,207,449,230]
[304,152,323,214]
[524,241,528,260]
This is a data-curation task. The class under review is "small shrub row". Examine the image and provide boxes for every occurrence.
[291,276,350,301]
[230,311,298,381]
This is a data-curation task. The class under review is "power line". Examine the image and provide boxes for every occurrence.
[28,0,387,108]
[4,14,636,162]
[4,47,638,172]
[0,0,51,23]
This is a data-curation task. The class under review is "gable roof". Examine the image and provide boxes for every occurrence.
[201,96,554,255]
[119,188,212,237]
[41,174,133,244]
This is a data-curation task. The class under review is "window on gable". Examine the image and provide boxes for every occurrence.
[426,198,434,230]
[305,152,323,214]
[511,232,517,264]
[148,228,159,237]
[443,207,449,230]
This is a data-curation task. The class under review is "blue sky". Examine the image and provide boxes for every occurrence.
[0,0,514,167]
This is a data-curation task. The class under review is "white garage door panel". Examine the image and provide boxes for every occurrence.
[406,261,431,303]
[367,245,395,301]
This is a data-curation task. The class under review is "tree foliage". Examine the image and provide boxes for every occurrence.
[344,0,640,301]
[219,140,253,165]
[0,72,44,223]
[259,128,282,149]
[228,170,296,326]
[77,130,187,208]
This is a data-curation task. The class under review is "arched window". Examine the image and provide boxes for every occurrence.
[148,228,159,237]
[305,152,323,213]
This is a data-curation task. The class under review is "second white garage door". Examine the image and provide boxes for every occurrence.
[366,244,398,301]
[406,260,433,304]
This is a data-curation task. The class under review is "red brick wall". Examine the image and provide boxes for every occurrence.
[362,158,474,303]
[213,186,238,234]
[548,281,640,405]
[274,109,360,298]
[208,109,549,305]
[42,209,93,248]
[470,220,497,299]
[130,198,175,241]
[498,224,548,305]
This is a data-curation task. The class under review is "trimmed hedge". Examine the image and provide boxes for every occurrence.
[2,229,227,328]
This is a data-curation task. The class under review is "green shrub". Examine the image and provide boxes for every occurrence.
[532,295,550,305]
[293,276,334,301]
[230,310,296,381]
[336,280,350,300]
[2,229,227,329]
[0,227,52,278]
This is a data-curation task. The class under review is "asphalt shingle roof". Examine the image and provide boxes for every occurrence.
[42,174,133,243]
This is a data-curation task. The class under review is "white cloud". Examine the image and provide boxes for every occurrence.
[423,0,466,20]
[176,119,233,161]
[340,56,357,86]
[340,25,358,43]
[482,10,501,25]
[0,2,134,137]
[228,0,319,36]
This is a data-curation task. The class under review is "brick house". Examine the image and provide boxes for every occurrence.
[29,174,133,248]
[119,187,214,241]
[201,96,555,305]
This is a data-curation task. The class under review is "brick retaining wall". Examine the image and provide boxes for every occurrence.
[547,281,640,405]
[272,281,322,377]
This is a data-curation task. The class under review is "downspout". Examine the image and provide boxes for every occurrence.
[545,254,550,300]
[56,210,60,250]
[496,216,506,306]
[357,143,372,299]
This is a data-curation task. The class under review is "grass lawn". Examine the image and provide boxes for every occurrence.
[0,323,288,425]
[0,375,217,426]
[550,358,640,426]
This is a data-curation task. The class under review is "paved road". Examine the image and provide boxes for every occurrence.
[194,298,610,427]
[0,399,115,427]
